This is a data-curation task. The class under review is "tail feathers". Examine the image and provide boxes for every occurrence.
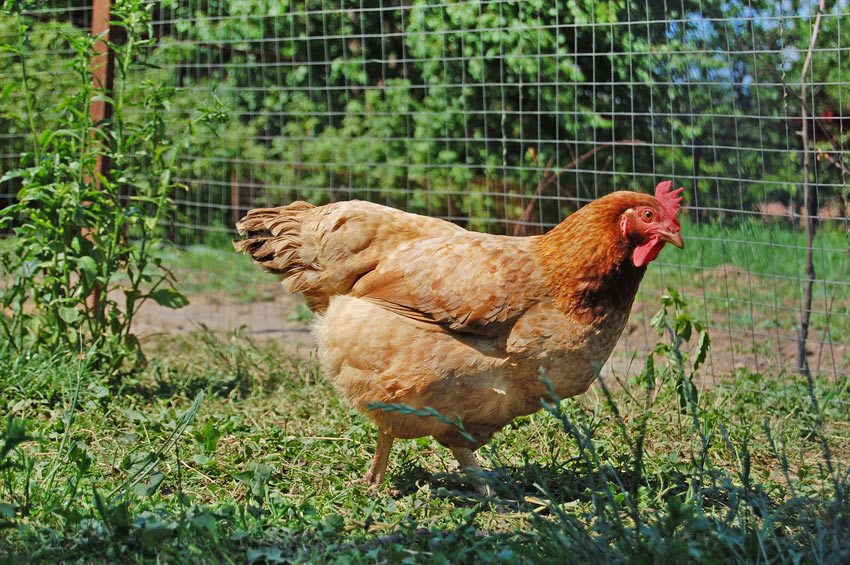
[233,201,314,286]
[235,199,465,312]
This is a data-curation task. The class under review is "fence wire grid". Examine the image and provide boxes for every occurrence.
[1,1,849,389]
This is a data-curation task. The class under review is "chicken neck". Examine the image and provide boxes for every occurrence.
[534,201,646,323]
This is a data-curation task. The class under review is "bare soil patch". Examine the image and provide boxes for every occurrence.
[132,288,314,354]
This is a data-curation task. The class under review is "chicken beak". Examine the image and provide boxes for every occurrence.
[659,229,684,249]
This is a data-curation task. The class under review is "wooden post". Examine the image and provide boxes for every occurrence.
[89,0,115,187]
[85,0,114,313]
[231,169,241,227]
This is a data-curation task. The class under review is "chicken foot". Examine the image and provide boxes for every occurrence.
[451,447,494,497]
[347,430,394,494]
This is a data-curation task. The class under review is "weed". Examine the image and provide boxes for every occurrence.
[0,1,225,374]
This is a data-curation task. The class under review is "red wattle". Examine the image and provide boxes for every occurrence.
[633,237,664,267]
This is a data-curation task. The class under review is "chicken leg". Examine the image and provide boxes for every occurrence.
[451,447,493,497]
[348,430,394,494]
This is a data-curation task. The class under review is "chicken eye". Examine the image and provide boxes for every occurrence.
[641,209,654,222]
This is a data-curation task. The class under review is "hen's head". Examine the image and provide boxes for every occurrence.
[617,181,684,267]
[538,180,685,311]
[540,180,685,273]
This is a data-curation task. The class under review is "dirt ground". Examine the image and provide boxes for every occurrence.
[132,285,848,383]
[132,291,314,355]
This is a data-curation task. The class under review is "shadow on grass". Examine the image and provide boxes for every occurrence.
[392,455,699,509]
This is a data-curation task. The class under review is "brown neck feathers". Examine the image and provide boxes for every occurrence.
[534,193,649,318]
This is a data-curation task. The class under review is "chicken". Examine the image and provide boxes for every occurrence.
[234,181,684,494]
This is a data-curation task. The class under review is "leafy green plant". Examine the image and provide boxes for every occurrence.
[287,302,315,324]
[0,1,223,373]
[0,414,34,529]
[648,287,711,411]
[0,310,846,561]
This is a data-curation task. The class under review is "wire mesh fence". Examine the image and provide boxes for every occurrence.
[1,1,848,385]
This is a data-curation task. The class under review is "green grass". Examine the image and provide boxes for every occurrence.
[0,320,847,562]
[159,244,282,303]
[640,220,850,361]
[660,219,849,281]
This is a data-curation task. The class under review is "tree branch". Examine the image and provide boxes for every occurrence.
[796,0,826,377]
[513,139,647,236]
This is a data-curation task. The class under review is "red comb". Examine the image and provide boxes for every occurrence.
[655,180,684,218]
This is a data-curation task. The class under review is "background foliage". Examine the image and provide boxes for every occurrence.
[2,0,848,240]
[0,1,223,369]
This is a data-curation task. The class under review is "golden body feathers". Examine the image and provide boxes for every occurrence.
[235,187,683,491]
